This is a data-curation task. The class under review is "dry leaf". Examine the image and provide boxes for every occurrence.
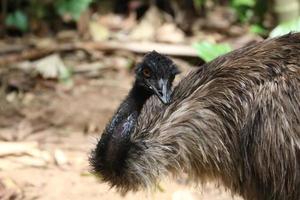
[129,6,164,41]
[0,142,51,170]
[10,155,48,168]
[54,149,68,167]
[156,23,185,43]
[0,141,38,156]
[0,177,24,200]
[33,54,67,79]
[89,21,110,41]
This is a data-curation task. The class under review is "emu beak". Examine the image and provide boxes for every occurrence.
[154,79,171,105]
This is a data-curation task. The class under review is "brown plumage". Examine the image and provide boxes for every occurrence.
[90,33,300,200]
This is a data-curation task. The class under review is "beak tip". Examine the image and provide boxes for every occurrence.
[154,80,171,105]
[160,96,171,105]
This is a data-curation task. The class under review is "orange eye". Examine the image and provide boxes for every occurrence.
[142,68,151,78]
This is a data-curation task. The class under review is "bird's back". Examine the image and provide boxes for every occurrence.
[139,33,300,134]
[135,33,300,200]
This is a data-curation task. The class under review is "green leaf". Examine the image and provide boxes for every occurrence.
[250,24,268,35]
[5,10,28,32]
[193,41,232,62]
[230,0,255,22]
[193,0,204,8]
[55,0,93,20]
[270,17,300,38]
[232,0,255,7]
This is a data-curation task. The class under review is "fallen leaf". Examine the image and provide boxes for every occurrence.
[156,23,185,43]
[0,141,51,170]
[54,149,68,167]
[89,21,110,41]
[11,155,48,168]
[130,6,164,41]
[0,141,38,157]
[0,177,24,200]
[33,54,68,79]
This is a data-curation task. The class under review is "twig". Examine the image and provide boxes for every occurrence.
[0,44,31,55]
[0,141,38,157]
[0,43,78,66]
[0,41,198,66]
[81,41,198,57]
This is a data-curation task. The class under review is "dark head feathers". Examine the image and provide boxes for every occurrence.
[134,51,180,104]
[135,50,180,78]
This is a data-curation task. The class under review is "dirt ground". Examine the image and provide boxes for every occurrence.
[0,58,243,200]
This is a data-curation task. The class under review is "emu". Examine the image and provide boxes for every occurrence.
[92,51,179,178]
[91,33,300,200]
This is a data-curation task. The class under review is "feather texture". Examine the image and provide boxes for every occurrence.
[91,33,300,200]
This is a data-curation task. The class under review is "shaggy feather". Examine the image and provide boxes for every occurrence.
[91,33,300,200]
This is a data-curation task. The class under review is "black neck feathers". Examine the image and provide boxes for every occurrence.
[91,80,153,176]
[126,82,152,113]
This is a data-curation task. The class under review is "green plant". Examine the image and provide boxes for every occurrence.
[193,0,205,8]
[193,41,232,62]
[4,0,94,32]
[5,10,28,32]
[250,24,268,36]
[55,0,93,20]
[232,0,256,7]
[230,0,256,22]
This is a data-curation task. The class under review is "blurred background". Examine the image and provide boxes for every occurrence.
[0,0,299,199]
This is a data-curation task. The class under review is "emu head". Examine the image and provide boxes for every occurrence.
[135,51,180,104]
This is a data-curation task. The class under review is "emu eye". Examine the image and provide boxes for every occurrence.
[142,68,151,78]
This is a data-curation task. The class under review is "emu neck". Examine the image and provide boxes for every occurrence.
[95,82,152,173]
[124,83,152,115]
[109,82,152,127]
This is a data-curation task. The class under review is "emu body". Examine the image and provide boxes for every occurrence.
[91,33,300,200]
